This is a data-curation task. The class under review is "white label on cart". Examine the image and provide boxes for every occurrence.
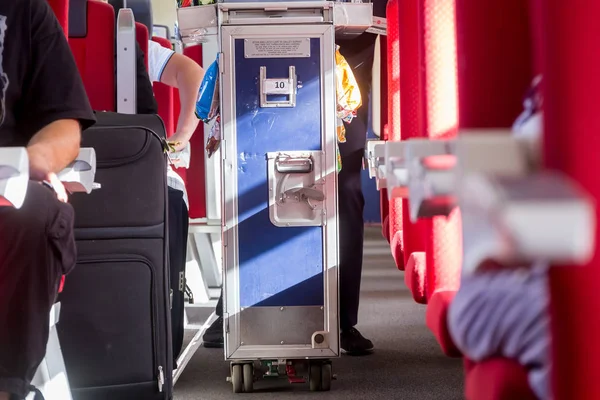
[244,38,310,59]
[262,78,293,95]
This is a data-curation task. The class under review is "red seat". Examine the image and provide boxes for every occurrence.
[135,22,149,67]
[542,1,600,398]
[464,359,536,400]
[454,0,537,396]
[385,0,406,271]
[68,0,115,112]
[181,45,207,220]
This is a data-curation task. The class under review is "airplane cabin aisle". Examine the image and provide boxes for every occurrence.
[174,226,464,399]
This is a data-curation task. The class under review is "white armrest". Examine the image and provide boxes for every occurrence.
[57,148,99,194]
[403,132,536,221]
[0,147,29,209]
[365,140,386,189]
[116,8,137,115]
[384,141,408,199]
[460,172,595,276]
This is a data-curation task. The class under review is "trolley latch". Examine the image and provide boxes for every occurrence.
[259,66,298,108]
[267,151,326,227]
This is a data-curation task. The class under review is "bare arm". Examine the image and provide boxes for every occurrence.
[160,53,205,147]
[27,119,81,181]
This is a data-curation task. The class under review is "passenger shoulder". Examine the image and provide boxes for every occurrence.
[28,0,63,40]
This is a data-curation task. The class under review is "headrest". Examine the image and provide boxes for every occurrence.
[68,0,88,37]
[109,0,153,35]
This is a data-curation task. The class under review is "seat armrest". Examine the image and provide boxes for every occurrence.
[0,147,29,208]
[57,148,100,194]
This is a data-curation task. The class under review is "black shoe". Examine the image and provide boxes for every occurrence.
[202,316,224,348]
[341,327,374,356]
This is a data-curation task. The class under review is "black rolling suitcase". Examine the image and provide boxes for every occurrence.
[57,111,174,400]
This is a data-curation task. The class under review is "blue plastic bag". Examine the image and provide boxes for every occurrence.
[195,54,219,122]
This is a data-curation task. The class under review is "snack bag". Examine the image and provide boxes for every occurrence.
[208,73,220,121]
[206,115,221,158]
[195,54,219,122]
[335,45,362,143]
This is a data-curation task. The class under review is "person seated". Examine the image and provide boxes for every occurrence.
[0,1,95,399]
[447,77,550,400]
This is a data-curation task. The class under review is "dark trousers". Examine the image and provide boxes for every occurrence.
[216,149,365,331]
[168,187,189,366]
[0,182,76,399]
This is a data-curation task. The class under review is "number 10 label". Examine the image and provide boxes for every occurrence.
[262,78,293,95]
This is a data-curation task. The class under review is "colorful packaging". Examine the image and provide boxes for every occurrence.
[195,54,219,122]
[334,45,362,144]
[206,115,221,158]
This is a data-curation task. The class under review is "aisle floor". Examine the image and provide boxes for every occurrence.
[174,226,464,399]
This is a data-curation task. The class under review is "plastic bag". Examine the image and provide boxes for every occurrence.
[335,45,362,144]
[195,54,219,122]
[206,115,221,158]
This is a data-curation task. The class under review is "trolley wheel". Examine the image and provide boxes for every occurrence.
[309,363,322,392]
[243,363,254,393]
[321,363,332,391]
[232,364,243,393]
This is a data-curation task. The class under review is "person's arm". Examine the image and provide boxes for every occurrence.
[27,120,81,181]
[160,53,205,150]
[22,0,95,184]
[148,40,204,151]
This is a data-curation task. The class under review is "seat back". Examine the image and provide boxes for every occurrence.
[135,22,150,68]
[541,2,600,399]
[420,0,461,303]
[69,0,116,111]
[182,45,207,220]
[386,0,407,270]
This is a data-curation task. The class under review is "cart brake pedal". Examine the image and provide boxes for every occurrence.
[286,365,306,384]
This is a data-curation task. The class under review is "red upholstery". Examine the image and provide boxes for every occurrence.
[135,22,149,68]
[47,0,69,36]
[68,1,115,112]
[541,2,600,399]
[381,213,390,243]
[453,0,538,397]
[181,45,207,220]
[397,0,429,279]
[378,36,390,239]
[464,359,536,400]
[455,0,533,128]
[425,290,461,357]
[420,0,461,306]
[404,252,426,304]
[386,0,406,271]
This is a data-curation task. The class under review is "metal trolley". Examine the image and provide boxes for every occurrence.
[179,0,374,393]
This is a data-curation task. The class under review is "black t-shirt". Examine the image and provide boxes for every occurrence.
[0,0,95,147]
